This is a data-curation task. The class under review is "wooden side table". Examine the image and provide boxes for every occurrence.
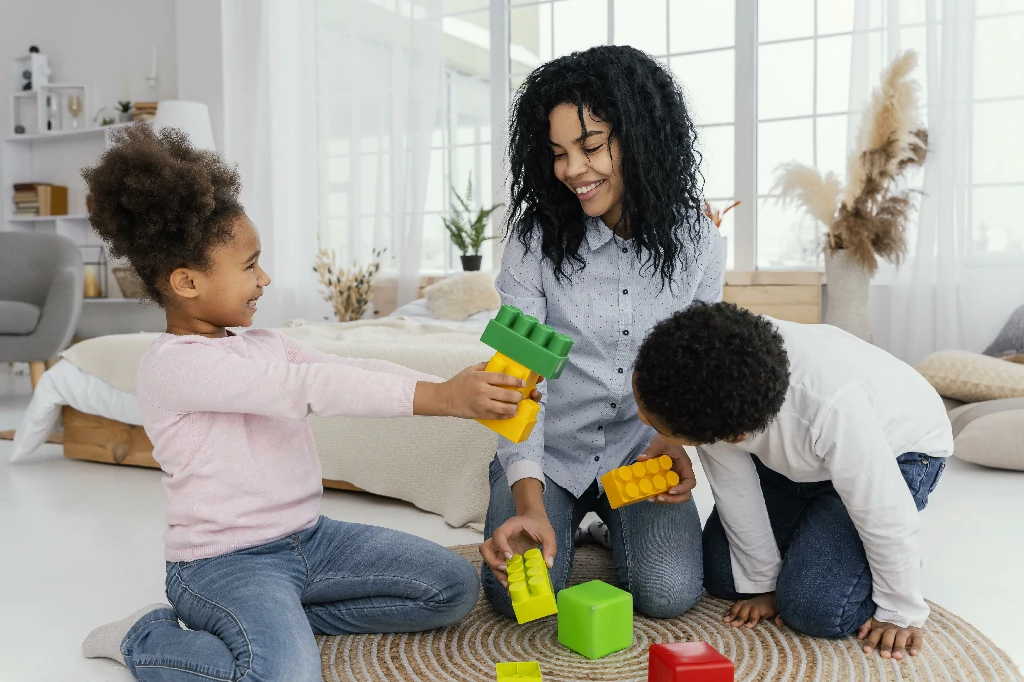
[723,271,825,324]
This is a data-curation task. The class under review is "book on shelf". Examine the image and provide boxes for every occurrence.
[9,183,68,216]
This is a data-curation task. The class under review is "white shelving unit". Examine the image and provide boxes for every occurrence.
[1,123,138,305]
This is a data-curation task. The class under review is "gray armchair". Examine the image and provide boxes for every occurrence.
[0,232,83,385]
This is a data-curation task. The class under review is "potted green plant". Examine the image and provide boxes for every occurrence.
[442,174,503,271]
[116,101,132,123]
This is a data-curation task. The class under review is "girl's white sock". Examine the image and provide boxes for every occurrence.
[81,603,171,665]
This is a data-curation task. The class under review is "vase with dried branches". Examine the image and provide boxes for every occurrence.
[772,50,928,340]
[313,241,386,322]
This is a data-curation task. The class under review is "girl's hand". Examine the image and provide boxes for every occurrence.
[479,511,556,587]
[858,617,924,660]
[415,363,535,419]
[636,434,698,504]
[724,592,783,628]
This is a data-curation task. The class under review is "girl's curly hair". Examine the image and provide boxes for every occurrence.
[635,302,791,443]
[81,123,243,305]
[506,45,706,286]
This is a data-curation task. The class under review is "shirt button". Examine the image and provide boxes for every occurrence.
[597,425,603,430]
[594,456,601,462]
[610,402,616,408]
[622,289,628,295]
[622,247,628,253]
[618,368,624,373]
[622,330,629,336]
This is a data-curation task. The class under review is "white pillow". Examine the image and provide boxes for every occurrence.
[423,272,501,320]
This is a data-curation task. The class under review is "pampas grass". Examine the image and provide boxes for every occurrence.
[773,50,928,273]
[313,241,386,322]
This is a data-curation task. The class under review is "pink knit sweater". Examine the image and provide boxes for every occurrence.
[136,329,440,562]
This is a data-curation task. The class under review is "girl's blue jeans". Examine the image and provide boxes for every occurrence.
[121,516,479,681]
[703,452,946,638]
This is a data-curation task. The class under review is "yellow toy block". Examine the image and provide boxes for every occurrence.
[477,352,541,443]
[495,661,543,680]
[506,548,557,624]
[600,455,681,509]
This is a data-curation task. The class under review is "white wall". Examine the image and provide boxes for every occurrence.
[0,0,178,137]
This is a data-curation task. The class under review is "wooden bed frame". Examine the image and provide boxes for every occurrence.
[61,406,364,492]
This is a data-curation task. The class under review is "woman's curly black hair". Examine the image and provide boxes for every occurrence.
[506,44,705,287]
[635,302,791,442]
[81,123,243,305]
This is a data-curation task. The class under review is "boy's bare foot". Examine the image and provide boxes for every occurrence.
[724,592,784,628]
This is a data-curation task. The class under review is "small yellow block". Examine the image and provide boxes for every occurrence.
[477,353,542,443]
[506,548,557,624]
[495,661,542,680]
[600,455,681,509]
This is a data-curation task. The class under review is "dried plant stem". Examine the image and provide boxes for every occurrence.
[313,240,385,322]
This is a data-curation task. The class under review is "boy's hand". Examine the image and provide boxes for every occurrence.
[479,511,556,587]
[724,592,783,628]
[636,434,697,503]
[858,617,924,660]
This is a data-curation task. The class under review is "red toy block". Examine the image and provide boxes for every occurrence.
[648,642,734,682]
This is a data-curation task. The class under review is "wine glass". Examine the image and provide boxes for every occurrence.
[66,95,82,129]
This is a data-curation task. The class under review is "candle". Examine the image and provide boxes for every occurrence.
[150,45,158,79]
[83,267,101,298]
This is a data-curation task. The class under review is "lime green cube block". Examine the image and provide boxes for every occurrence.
[557,580,633,659]
[495,661,542,680]
[479,305,574,379]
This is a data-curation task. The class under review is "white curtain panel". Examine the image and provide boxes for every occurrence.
[222,0,327,327]
[853,0,974,364]
[319,0,445,306]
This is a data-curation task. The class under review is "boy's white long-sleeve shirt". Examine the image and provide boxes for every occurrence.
[697,319,953,629]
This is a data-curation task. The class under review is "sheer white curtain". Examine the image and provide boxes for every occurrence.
[318,0,445,306]
[854,0,974,363]
[221,0,326,327]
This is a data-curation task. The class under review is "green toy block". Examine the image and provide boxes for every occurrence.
[557,580,633,660]
[480,305,574,379]
[495,661,542,680]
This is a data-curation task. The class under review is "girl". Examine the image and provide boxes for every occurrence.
[479,45,723,619]
[79,124,533,682]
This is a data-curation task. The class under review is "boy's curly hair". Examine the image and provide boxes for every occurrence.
[635,302,791,442]
[506,44,706,287]
[81,123,243,305]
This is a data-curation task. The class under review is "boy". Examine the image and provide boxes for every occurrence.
[632,302,952,660]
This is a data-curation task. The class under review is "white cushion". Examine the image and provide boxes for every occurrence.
[423,272,501,320]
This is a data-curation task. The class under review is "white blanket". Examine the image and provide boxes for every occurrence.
[13,318,499,528]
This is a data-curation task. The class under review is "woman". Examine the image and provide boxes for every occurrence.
[479,45,723,619]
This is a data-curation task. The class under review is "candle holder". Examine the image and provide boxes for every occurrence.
[81,245,107,298]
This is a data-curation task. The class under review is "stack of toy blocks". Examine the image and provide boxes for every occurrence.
[647,642,734,681]
[477,305,574,443]
[495,661,543,680]
[600,455,681,509]
[507,548,558,624]
[557,580,633,659]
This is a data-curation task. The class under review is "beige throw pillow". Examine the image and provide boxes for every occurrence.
[423,272,500,321]
[915,350,1024,403]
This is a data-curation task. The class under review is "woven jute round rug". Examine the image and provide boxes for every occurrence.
[317,545,1022,682]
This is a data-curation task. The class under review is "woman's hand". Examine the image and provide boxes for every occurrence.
[724,593,783,628]
[414,363,539,419]
[479,511,556,587]
[858,617,924,660]
[636,434,698,503]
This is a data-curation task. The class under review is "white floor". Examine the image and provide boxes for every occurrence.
[0,366,1021,681]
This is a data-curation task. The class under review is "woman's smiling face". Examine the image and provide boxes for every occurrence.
[548,103,625,229]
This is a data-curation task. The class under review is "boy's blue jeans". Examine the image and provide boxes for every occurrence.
[121,516,480,682]
[703,452,946,638]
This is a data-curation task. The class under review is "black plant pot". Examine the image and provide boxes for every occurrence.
[461,254,483,271]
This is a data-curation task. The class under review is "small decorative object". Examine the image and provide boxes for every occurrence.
[14,124,25,134]
[112,266,148,299]
[442,174,503,271]
[46,93,60,131]
[116,100,132,123]
[772,50,927,340]
[313,240,385,322]
[66,94,83,129]
[81,246,107,298]
[702,199,740,228]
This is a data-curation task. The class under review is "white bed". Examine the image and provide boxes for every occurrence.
[12,302,501,529]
